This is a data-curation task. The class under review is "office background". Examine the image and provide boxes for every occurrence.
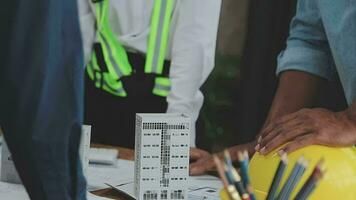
[198,0,347,151]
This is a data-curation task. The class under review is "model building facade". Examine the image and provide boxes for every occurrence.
[135,114,190,200]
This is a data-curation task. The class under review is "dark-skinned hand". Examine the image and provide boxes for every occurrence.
[189,147,211,174]
[255,108,356,155]
[189,142,255,176]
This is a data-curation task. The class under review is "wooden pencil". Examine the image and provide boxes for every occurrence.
[246,184,257,200]
[295,169,324,200]
[224,150,233,169]
[238,151,250,187]
[266,152,288,200]
[227,185,243,200]
[276,156,305,200]
[241,150,256,200]
[284,158,308,199]
[295,159,325,200]
[213,155,229,187]
[230,167,251,200]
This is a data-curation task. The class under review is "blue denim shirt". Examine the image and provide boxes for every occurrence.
[0,0,86,199]
[277,0,356,105]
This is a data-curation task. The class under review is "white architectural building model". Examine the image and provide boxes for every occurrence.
[135,114,190,200]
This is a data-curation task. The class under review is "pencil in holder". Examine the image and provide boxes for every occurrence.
[220,188,232,200]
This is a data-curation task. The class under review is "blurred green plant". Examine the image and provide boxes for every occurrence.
[200,54,241,147]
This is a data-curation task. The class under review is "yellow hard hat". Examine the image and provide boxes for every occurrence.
[249,145,356,200]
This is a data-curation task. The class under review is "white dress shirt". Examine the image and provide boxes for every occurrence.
[78,0,222,147]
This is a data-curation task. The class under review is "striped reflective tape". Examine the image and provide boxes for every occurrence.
[102,73,127,96]
[145,0,174,74]
[94,0,132,79]
[102,81,127,97]
[99,32,125,78]
[87,53,102,88]
[153,77,171,97]
[87,51,127,96]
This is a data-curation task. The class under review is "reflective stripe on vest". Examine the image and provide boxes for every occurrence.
[153,77,171,97]
[88,0,173,97]
[95,0,132,78]
[145,0,174,74]
[87,52,127,97]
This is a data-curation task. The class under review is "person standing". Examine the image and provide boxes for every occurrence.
[79,0,222,151]
[190,0,356,175]
[0,0,86,199]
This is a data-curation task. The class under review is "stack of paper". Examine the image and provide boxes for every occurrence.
[87,159,134,191]
[109,175,223,200]
[0,146,223,200]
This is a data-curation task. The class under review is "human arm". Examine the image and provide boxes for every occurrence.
[255,0,355,155]
[189,142,255,176]
[257,70,326,141]
[0,0,86,199]
[167,0,222,147]
[78,0,96,65]
[258,102,356,155]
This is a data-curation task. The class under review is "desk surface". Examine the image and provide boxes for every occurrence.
[91,144,134,200]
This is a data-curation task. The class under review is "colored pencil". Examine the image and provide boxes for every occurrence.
[238,151,250,187]
[296,169,324,200]
[297,182,317,200]
[295,159,325,200]
[217,150,325,200]
[243,150,257,200]
[266,152,288,200]
[227,185,243,200]
[230,167,251,200]
[276,156,305,200]
[224,164,237,185]
[246,184,257,200]
[285,158,308,199]
[213,155,229,187]
[224,150,233,169]
[214,155,242,200]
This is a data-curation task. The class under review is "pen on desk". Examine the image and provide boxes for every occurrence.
[295,159,325,200]
[266,152,288,200]
[277,156,305,200]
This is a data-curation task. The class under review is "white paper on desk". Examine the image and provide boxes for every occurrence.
[111,175,223,200]
[87,159,134,191]
[188,175,222,200]
[110,182,135,199]
[87,191,112,200]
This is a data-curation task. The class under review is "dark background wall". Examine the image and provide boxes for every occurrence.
[198,0,347,151]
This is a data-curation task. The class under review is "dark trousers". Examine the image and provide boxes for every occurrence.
[0,0,86,199]
[85,53,168,148]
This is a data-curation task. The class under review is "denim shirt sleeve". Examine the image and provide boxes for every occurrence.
[277,0,336,81]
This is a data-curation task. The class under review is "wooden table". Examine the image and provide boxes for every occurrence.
[90,144,135,200]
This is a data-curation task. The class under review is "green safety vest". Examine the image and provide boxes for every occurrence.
[87,0,174,97]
